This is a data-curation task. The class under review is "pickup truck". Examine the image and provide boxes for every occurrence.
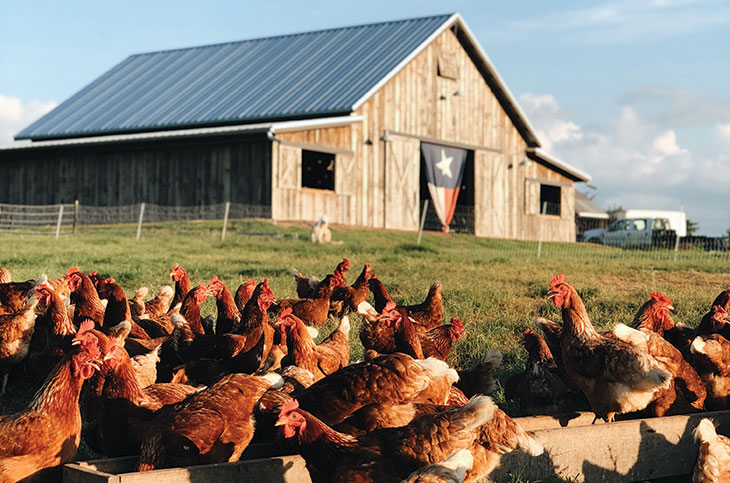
[583,218,677,248]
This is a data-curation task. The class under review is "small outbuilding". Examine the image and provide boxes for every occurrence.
[1,13,591,241]
[574,191,609,241]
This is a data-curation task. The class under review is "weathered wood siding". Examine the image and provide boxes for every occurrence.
[0,136,272,206]
[271,125,359,224]
[354,26,576,241]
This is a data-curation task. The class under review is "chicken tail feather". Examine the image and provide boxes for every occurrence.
[694,418,717,443]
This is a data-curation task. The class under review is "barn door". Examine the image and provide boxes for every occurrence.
[278,145,301,189]
[474,151,508,238]
[385,136,420,230]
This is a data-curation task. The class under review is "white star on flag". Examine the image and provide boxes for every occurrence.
[435,149,453,178]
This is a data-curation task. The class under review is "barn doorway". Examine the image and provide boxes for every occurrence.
[419,146,474,233]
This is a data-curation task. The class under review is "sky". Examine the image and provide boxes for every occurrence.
[1,0,729,234]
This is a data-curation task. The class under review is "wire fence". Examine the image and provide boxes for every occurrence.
[1,201,729,263]
[0,201,271,239]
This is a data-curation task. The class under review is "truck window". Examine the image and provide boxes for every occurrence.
[653,219,666,230]
[612,220,630,231]
[633,219,646,231]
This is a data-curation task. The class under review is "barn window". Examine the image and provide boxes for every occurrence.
[301,150,335,191]
[540,184,561,216]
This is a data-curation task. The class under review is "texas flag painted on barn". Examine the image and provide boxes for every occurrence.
[421,142,468,231]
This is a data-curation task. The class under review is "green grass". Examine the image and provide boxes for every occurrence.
[2,220,727,409]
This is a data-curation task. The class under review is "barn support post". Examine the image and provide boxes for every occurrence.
[417,199,429,245]
[136,202,146,240]
[537,201,547,258]
[55,204,64,239]
[72,200,79,235]
[221,201,231,241]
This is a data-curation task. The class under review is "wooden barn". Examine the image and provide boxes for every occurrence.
[0,13,590,242]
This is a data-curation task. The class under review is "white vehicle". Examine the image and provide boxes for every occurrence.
[583,217,677,248]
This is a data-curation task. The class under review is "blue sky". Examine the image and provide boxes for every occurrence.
[1,0,729,234]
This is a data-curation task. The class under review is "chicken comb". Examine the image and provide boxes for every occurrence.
[66,266,80,277]
[171,263,179,272]
[650,292,672,305]
[450,318,465,333]
[369,272,377,280]
[549,273,566,289]
[246,278,255,286]
[89,270,98,276]
[337,258,351,271]
[714,304,728,315]
[260,278,275,298]
[383,301,397,313]
[209,275,221,286]
[105,277,116,285]
[524,328,535,336]
[74,320,96,341]
[279,399,300,416]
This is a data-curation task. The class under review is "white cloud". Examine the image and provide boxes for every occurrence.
[718,123,730,142]
[0,94,57,146]
[652,130,686,156]
[519,93,583,152]
[484,0,730,45]
[520,91,730,235]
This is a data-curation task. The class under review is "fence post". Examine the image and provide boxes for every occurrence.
[673,232,681,261]
[136,202,146,240]
[55,204,64,239]
[537,201,547,258]
[72,200,79,235]
[417,199,429,245]
[221,201,231,241]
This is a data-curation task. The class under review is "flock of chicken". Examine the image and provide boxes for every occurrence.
[0,262,728,482]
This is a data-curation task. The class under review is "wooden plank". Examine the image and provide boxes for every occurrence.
[513,411,602,432]
[277,140,353,156]
[492,410,730,482]
[63,464,117,483]
[385,130,501,154]
[64,456,310,483]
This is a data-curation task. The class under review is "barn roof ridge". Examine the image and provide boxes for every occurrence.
[125,13,454,59]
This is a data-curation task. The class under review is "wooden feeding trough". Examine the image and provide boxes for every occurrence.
[64,410,730,483]
[63,455,311,483]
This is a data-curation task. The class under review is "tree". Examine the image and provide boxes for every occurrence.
[606,205,623,224]
[686,219,700,237]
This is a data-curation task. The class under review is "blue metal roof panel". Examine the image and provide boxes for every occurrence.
[17,14,452,140]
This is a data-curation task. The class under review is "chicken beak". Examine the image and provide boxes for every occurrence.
[71,339,82,346]
[274,418,286,427]
[668,304,675,311]
[547,290,558,299]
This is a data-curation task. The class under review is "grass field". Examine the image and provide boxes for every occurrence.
[0,220,726,479]
[3,220,727,398]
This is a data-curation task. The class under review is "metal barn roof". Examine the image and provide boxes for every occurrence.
[16,14,452,140]
[575,191,608,219]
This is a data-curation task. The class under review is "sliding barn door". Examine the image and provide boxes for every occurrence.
[385,137,420,230]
